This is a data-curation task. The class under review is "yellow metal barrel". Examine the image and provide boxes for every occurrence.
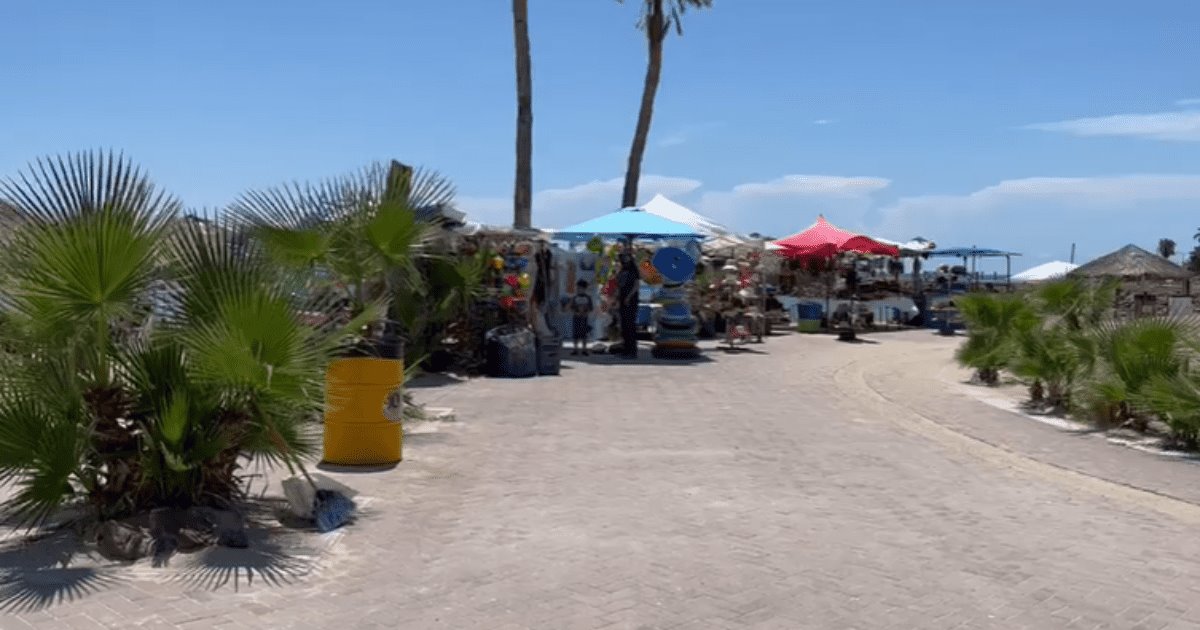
[322,357,404,466]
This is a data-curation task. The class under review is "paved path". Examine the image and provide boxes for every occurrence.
[3,331,1200,629]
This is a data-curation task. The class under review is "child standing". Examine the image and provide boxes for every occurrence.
[568,279,594,355]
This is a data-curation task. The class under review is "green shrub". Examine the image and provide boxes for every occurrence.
[1081,318,1189,427]
[0,152,371,526]
[955,292,1038,384]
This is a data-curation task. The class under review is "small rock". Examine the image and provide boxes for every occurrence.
[96,520,148,561]
[177,527,215,552]
[1146,419,1172,436]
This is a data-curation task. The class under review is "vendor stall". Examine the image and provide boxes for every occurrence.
[770,215,900,339]
[555,207,704,358]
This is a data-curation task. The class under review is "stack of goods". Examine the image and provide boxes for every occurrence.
[650,247,700,359]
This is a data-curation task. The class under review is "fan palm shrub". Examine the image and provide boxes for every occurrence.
[954,292,1038,384]
[1001,278,1118,411]
[1008,323,1091,412]
[1142,368,1200,449]
[231,160,458,365]
[1030,276,1117,332]
[1080,318,1191,428]
[0,152,373,527]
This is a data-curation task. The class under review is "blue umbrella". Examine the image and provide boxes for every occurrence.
[553,207,703,242]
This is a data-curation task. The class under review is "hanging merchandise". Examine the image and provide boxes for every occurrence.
[586,236,604,254]
[518,272,532,289]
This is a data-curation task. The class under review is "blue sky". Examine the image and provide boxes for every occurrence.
[4,1,1200,271]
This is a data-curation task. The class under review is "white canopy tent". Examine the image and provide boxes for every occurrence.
[875,236,937,256]
[1011,260,1078,283]
[640,194,767,256]
[640,194,731,238]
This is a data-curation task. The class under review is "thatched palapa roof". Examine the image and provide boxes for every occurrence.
[1070,244,1193,280]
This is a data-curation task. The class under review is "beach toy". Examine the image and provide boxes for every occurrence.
[491,255,504,270]
[518,272,531,289]
[500,296,515,310]
[587,236,604,253]
[505,274,520,289]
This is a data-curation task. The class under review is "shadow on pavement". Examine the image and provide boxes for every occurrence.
[715,346,769,355]
[0,530,123,613]
[406,373,469,389]
[171,527,317,592]
[837,336,881,345]
[560,348,714,366]
[317,462,399,474]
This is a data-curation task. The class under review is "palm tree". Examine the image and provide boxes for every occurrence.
[1158,238,1176,259]
[512,0,534,230]
[618,0,712,208]
[0,151,368,527]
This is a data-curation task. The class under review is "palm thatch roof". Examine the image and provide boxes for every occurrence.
[1070,244,1193,280]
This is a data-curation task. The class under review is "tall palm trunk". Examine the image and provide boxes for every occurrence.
[621,0,666,208]
[512,0,533,230]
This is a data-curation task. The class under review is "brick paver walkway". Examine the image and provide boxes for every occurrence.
[3,331,1200,629]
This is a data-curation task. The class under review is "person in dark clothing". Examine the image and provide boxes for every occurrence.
[616,252,640,358]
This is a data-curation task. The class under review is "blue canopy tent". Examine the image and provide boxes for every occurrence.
[553,207,704,242]
[928,246,1021,290]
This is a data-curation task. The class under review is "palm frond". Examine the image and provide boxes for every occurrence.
[0,150,179,227]
[0,395,85,527]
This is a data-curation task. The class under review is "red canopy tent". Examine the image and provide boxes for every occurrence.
[772,215,899,259]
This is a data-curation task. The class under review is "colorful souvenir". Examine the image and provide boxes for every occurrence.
[650,247,700,359]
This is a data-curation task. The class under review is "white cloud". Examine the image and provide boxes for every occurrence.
[726,174,889,198]
[655,122,724,148]
[696,175,891,238]
[883,174,1200,221]
[876,174,1200,262]
[812,119,833,125]
[457,174,702,228]
[1024,110,1200,141]
[457,173,890,238]
[657,133,688,148]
